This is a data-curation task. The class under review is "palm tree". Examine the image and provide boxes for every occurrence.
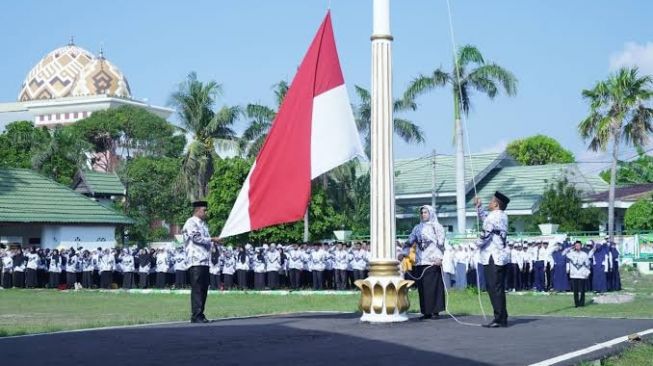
[169,72,240,201]
[239,81,289,158]
[353,85,425,156]
[579,67,653,240]
[404,45,517,234]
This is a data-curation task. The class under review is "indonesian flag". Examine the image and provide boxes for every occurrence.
[219,12,365,239]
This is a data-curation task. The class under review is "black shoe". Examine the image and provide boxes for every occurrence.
[483,321,506,328]
[191,317,210,324]
[419,314,432,320]
[432,313,440,319]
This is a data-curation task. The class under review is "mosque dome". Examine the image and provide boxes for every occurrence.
[70,51,131,98]
[18,42,95,101]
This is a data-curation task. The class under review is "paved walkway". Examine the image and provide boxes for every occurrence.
[1,313,652,366]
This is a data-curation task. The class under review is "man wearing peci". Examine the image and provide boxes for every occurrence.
[474,191,510,328]
[182,200,220,323]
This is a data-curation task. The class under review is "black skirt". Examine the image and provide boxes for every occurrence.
[415,265,446,316]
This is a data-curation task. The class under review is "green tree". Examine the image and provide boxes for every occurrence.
[32,126,91,185]
[206,157,344,244]
[624,198,653,231]
[239,81,288,158]
[169,72,240,201]
[118,156,189,244]
[74,105,185,172]
[0,121,50,169]
[404,44,517,234]
[507,135,575,165]
[353,85,424,156]
[599,146,653,184]
[531,178,604,232]
[578,67,653,240]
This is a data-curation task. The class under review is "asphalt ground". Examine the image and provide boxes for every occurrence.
[1,313,652,366]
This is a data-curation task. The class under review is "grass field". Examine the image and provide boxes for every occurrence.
[1,268,651,338]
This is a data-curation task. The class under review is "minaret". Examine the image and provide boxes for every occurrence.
[355,0,412,323]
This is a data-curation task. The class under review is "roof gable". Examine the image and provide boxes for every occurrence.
[0,168,132,224]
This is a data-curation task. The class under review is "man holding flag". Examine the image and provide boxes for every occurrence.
[183,200,220,323]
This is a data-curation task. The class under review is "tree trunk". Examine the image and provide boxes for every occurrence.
[454,90,466,234]
[608,130,620,241]
[303,209,310,243]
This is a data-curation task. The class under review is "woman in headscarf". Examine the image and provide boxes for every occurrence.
[407,205,446,320]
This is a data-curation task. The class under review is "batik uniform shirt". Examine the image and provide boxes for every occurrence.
[475,207,509,266]
[26,252,39,270]
[310,249,327,271]
[288,249,304,270]
[2,254,13,272]
[265,250,281,272]
[253,253,266,273]
[334,250,349,271]
[222,255,237,275]
[182,216,211,267]
[408,221,446,266]
[174,252,187,271]
[121,254,134,272]
[563,247,596,279]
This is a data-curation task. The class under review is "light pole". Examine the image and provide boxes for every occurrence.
[354,0,412,323]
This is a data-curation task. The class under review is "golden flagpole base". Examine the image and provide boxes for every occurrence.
[354,260,413,323]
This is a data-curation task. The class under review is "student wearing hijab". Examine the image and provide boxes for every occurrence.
[48,249,62,288]
[13,248,26,288]
[407,205,446,320]
[235,245,250,290]
[1,247,13,289]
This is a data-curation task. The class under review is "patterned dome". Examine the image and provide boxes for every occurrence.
[71,53,131,98]
[18,44,95,101]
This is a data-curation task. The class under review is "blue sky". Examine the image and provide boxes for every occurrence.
[1,0,652,174]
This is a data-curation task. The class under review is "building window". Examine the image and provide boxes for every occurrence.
[39,115,44,121]
[65,113,69,119]
[73,112,78,118]
[56,113,60,120]
[28,238,41,245]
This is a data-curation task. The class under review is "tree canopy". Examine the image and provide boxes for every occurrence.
[507,135,575,165]
[530,178,603,232]
[624,198,653,231]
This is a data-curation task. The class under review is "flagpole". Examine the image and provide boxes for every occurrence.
[354,0,412,323]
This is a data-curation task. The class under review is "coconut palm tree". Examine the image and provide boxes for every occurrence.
[169,72,240,201]
[404,45,517,234]
[579,67,653,240]
[239,81,289,158]
[353,85,425,156]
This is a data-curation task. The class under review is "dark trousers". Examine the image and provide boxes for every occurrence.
[289,269,301,289]
[139,272,149,288]
[25,269,37,288]
[13,271,25,288]
[210,274,221,290]
[534,261,545,292]
[123,272,133,289]
[189,266,209,321]
[571,278,586,307]
[49,272,60,288]
[156,272,166,288]
[415,265,446,316]
[66,272,77,288]
[335,269,348,290]
[175,270,187,289]
[484,257,508,325]
[512,264,522,291]
[254,273,266,290]
[237,270,248,289]
[2,271,13,288]
[223,274,234,289]
[100,271,112,289]
[267,271,279,290]
[353,270,365,282]
[83,271,93,289]
[312,270,324,290]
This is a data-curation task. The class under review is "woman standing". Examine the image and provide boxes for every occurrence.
[48,249,62,288]
[407,205,446,320]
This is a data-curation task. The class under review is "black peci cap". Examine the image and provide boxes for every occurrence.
[494,191,510,208]
[192,201,208,208]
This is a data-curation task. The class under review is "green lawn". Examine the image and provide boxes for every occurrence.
[0,268,651,338]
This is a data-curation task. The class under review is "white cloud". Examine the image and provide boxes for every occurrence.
[609,42,653,75]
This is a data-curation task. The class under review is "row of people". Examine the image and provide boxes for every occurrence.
[0,243,374,291]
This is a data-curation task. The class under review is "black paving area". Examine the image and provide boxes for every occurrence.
[1,313,652,366]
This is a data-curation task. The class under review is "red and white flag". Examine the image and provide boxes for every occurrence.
[219,12,365,239]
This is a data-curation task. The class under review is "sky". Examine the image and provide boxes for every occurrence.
[1,0,652,176]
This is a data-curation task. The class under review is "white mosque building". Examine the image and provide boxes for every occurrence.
[0,39,173,128]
